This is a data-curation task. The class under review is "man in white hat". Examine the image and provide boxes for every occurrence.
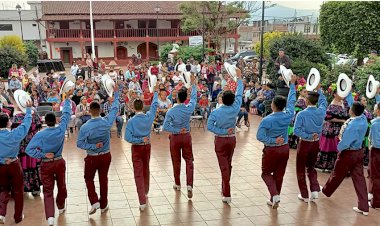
[293,86,327,202]
[207,68,243,204]
[0,100,32,224]
[256,74,297,209]
[163,75,197,199]
[76,84,119,215]
[25,89,74,226]
[124,82,159,211]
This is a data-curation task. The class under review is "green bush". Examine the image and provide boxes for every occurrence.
[160,44,214,63]
[0,35,25,54]
[0,45,27,78]
[159,43,173,63]
[24,41,39,66]
[267,33,330,84]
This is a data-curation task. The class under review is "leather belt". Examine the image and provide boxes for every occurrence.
[88,151,110,156]
[171,132,190,136]
[301,139,319,142]
[216,134,236,138]
[133,142,151,146]
[42,156,62,162]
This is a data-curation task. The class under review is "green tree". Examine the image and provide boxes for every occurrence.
[0,35,25,54]
[179,1,251,50]
[0,45,27,78]
[320,2,380,64]
[254,31,284,58]
[24,41,39,66]
[266,33,330,83]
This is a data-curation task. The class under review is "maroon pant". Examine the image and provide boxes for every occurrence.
[262,145,289,199]
[40,158,67,219]
[0,160,23,223]
[296,140,321,198]
[215,136,236,197]
[368,147,380,208]
[84,153,112,209]
[132,144,151,205]
[322,150,369,212]
[169,133,193,187]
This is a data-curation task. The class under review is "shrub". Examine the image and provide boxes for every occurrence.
[24,41,39,66]
[160,44,214,63]
[0,45,27,78]
[0,35,25,54]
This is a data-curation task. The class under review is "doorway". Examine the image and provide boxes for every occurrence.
[60,47,73,65]
[85,46,99,58]
[116,46,128,59]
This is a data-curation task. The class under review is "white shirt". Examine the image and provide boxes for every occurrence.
[172,75,180,84]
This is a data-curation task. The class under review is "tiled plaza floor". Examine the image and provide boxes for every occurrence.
[4,115,380,226]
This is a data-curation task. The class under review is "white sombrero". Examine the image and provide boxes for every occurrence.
[224,62,237,82]
[306,68,321,91]
[101,74,115,97]
[180,71,192,89]
[280,65,293,87]
[59,79,75,95]
[14,90,32,113]
[337,73,352,98]
[366,75,379,99]
[147,69,157,93]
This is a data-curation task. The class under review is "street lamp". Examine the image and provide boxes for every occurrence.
[16,4,24,41]
[155,5,161,60]
[259,1,265,79]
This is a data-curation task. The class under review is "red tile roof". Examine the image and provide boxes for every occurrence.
[42,1,182,15]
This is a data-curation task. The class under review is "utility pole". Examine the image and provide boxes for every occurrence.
[259,1,265,79]
[35,6,43,50]
[202,4,205,62]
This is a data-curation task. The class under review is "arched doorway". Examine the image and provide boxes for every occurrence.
[137,42,158,60]
[116,46,128,59]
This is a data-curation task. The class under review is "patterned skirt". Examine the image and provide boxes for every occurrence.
[316,135,339,170]
[19,154,42,193]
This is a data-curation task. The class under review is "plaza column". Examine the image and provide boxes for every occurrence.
[146,41,149,61]
[49,42,53,59]
[114,41,118,60]
[80,41,84,61]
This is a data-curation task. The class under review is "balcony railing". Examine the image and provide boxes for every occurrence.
[47,28,206,39]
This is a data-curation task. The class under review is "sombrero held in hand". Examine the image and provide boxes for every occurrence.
[280,65,293,87]
[102,74,115,97]
[306,68,321,92]
[14,90,32,113]
[60,79,75,95]
[223,62,237,82]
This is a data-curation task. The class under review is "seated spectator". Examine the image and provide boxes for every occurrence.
[165,75,174,88]
[143,86,153,106]
[175,80,184,91]
[75,76,85,90]
[92,69,102,84]
[9,74,22,91]
[154,89,172,130]
[75,96,91,130]
[172,71,181,85]
[257,83,275,115]
[125,90,138,118]
[168,89,177,104]
[125,68,135,82]
[104,95,125,138]
[60,97,76,133]
[72,89,83,105]
[47,89,61,104]
[118,69,125,82]
[30,90,40,107]
[128,77,142,95]
[76,64,85,80]
[236,98,250,128]
[198,94,209,117]
[58,72,66,83]
[150,64,159,76]
[212,83,222,102]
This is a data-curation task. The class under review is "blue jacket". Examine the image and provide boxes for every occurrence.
[125,92,159,143]
[338,114,367,151]
[0,108,32,164]
[207,80,243,135]
[163,85,197,134]
[256,84,296,146]
[77,92,119,155]
[294,90,327,140]
[26,99,71,159]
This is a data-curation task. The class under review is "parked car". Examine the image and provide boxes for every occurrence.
[229,50,257,62]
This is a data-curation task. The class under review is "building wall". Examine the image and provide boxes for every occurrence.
[125,20,138,29]
[69,20,81,29]
[95,20,113,29]
[157,20,171,29]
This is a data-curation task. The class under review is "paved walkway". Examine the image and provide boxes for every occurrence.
[4,115,380,226]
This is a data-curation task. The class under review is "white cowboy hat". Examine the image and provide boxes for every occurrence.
[280,65,293,87]
[223,62,237,82]
[180,71,192,89]
[59,79,75,95]
[366,75,379,99]
[13,90,32,113]
[337,73,352,98]
[147,69,157,93]
[101,74,115,97]
[306,68,321,91]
